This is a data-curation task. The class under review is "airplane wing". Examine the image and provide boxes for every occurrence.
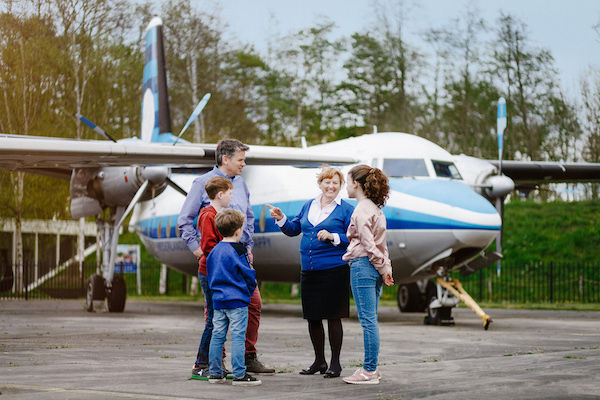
[0,134,358,179]
[488,160,600,184]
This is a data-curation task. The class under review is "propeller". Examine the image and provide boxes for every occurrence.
[492,97,508,276]
[77,114,118,142]
[173,93,211,145]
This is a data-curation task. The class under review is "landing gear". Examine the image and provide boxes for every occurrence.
[85,273,127,312]
[397,280,432,312]
[424,280,456,326]
[106,275,126,312]
[85,274,106,312]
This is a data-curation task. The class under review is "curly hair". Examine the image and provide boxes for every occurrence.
[348,164,390,207]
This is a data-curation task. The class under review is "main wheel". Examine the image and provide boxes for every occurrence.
[397,283,421,312]
[106,275,126,312]
[85,274,106,312]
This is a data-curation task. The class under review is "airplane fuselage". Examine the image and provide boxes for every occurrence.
[131,133,501,284]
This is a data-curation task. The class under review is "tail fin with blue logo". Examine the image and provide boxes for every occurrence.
[140,17,173,143]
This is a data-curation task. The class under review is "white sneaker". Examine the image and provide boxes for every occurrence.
[342,367,380,384]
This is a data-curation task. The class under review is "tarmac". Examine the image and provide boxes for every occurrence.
[1,299,599,400]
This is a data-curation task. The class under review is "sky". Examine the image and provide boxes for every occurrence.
[193,0,600,98]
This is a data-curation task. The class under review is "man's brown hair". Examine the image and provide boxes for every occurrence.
[215,209,245,238]
[205,176,233,200]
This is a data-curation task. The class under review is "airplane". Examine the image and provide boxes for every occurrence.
[1,17,599,328]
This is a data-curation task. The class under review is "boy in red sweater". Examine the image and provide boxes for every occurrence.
[191,176,233,380]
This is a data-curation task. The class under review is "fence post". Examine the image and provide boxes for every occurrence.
[549,262,554,303]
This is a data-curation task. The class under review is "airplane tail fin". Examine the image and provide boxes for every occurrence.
[140,17,173,143]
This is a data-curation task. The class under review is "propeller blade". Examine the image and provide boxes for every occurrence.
[495,196,504,277]
[77,114,118,143]
[173,93,211,145]
[497,97,507,174]
[108,180,149,273]
[166,177,187,196]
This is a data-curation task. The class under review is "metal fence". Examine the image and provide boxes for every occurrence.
[0,261,191,300]
[455,262,600,303]
[2,261,600,304]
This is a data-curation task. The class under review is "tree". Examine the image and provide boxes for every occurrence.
[51,0,135,140]
[0,9,66,291]
[424,6,499,157]
[276,20,345,144]
[580,68,600,199]
[489,13,559,161]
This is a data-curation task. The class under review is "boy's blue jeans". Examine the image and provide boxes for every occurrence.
[209,306,249,378]
[349,256,383,372]
[195,273,213,367]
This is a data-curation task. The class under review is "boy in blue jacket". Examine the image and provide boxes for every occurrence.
[207,209,261,386]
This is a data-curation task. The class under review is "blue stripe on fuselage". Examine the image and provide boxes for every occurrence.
[388,178,498,215]
[134,188,499,241]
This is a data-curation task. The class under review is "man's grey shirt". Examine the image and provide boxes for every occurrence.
[177,166,255,253]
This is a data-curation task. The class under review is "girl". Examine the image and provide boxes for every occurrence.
[342,164,394,385]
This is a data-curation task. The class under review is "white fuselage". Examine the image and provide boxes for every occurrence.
[130,133,501,284]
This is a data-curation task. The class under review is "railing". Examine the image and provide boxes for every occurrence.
[455,262,600,303]
[3,260,599,304]
[0,261,192,300]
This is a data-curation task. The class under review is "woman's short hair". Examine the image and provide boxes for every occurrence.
[317,166,344,185]
[348,164,390,207]
[215,209,245,237]
[215,139,249,166]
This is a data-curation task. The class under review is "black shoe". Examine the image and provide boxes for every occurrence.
[299,362,328,375]
[222,364,233,379]
[208,374,226,384]
[232,373,262,386]
[323,369,341,378]
[191,367,211,381]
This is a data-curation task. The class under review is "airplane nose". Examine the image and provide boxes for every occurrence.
[453,226,499,248]
[387,178,501,248]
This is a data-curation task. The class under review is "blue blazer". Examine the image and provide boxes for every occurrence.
[280,199,354,271]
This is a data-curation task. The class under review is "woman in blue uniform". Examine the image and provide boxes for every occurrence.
[267,167,354,378]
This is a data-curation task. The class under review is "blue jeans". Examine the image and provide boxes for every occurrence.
[349,257,383,372]
[195,273,213,367]
[209,306,248,378]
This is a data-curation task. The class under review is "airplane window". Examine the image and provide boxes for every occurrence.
[432,160,462,179]
[383,159,429,177]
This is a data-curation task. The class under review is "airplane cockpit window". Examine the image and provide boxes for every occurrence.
[432,160,462,179]
[383,159,429,177]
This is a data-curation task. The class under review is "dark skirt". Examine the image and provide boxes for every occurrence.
[301,264,350,320]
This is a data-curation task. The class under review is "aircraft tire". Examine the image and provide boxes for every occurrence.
[425,298,452,326]
[85,274,106,312]
[107,275,126,313]
[397,283,421,312]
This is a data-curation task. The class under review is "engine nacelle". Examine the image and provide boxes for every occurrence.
[70,166,168,217]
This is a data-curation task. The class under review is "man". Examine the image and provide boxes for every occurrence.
[178,138,275,377]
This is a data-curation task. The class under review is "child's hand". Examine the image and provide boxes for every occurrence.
[266,204,284,221]
[382,272,394,287]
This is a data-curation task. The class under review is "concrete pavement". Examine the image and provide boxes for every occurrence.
[1,299,599,399]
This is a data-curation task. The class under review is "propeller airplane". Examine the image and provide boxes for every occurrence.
[1,17,599,328]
